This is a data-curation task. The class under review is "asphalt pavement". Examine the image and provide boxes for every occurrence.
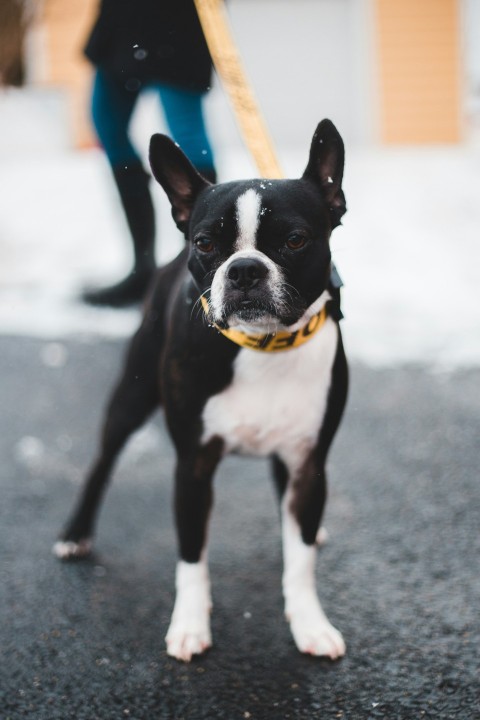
[1,334,479,719]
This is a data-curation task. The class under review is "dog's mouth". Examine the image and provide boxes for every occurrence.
[212,292,307,331]
[214,297,276,329]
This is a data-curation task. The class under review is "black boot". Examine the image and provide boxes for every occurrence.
[83,161,157,307]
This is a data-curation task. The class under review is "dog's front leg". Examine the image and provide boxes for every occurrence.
[280,455,345,659]
[167,554,212,663]
[166,439,222,662]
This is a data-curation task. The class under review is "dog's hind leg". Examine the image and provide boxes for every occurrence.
[165,437,224,662]
[53,321,162,560]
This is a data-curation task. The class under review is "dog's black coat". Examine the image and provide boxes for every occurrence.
[57,119,349,659]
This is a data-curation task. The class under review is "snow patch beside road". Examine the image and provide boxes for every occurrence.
[0,145,479,369]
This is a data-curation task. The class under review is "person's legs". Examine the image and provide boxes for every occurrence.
[91,68,140,167]
[84,70,156,306]
[158,84,217,182]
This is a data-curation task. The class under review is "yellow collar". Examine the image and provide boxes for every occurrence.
[200,296,328,352]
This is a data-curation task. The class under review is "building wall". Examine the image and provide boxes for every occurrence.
[209,0,374,148]
[374,0,462,143]
[36,0,463,148]
[35,0,374,149]
[41,0,97,147]
[463,0,480,120]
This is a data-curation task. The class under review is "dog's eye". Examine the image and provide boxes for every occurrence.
[194,237,215,253]
[286,234,307,250]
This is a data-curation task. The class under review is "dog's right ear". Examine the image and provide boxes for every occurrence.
[149,134,210,233]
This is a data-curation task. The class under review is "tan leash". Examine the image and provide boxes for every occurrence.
[193,0,283,179]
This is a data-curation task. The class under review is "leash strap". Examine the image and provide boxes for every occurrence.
[193,0,283,179]
[200,296,328,352]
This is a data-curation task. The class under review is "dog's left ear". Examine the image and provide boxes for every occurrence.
[303,119,346,228]
[149,134,210,233]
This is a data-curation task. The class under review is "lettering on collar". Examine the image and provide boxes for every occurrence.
[200,297,329,352]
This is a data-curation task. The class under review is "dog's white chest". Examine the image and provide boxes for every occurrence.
[201,319,338,466]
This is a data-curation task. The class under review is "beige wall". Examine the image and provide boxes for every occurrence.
[42,0,97,147]
[374,0,462,143]
[39,0,463,147]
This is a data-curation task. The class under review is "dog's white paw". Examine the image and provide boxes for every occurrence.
[289,614,345,659]
[286,594,345,659]
[166,560,212,662]
[166,617,212,662]
[52,538,92,560]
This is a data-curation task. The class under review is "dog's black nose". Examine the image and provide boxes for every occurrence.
[227,257,268,290]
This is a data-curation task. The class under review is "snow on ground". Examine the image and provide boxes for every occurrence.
[0,133,479,369]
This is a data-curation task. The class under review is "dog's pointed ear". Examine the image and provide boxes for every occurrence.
[149,134,211,233]
[303,119,346,228]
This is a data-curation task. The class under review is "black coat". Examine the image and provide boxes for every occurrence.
[84,0,213,92]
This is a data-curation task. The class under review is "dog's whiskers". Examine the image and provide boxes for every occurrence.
[190,288,213,325]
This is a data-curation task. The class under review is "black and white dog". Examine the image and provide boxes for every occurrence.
[54,119,349,662]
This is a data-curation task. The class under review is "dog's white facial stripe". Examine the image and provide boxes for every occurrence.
[235,189,262,251]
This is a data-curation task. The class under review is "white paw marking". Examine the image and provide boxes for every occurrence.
[166,560,212,662]
[287,596,346,659]
[166,616,212,663]
[282,505,344,659]
[52,538,92,560]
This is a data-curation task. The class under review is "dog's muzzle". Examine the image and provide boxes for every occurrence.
[209,251,282,327]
